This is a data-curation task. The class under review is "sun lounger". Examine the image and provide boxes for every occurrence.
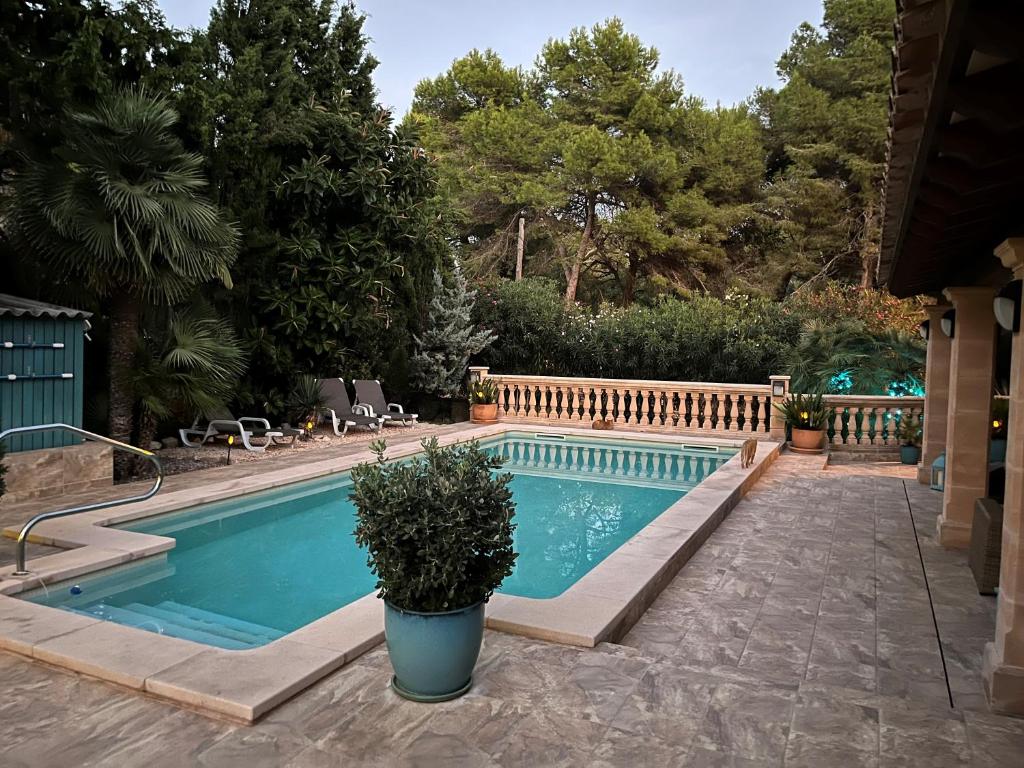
[319,378,384,436]
[353,379,418,426]
[179,408,299,452]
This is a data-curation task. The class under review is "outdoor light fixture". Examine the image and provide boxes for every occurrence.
[918,320,930,341]
[930,452,945,492]
[940,309,956,338]
[772,381,786,397]
[993,280,1022,333]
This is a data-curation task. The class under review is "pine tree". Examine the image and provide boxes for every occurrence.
[411,269,496,397]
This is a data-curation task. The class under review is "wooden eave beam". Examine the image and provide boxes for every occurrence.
[964,6,1024,60]
[948,63,1024,130]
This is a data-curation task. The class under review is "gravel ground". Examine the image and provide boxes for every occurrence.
[122,421,443,482]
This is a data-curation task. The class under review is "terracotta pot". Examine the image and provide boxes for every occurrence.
[470,403,498,424]
[791,427,825,451]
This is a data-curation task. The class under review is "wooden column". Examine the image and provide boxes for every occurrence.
[937,286,997,549]
[919,304,953,483]
[985,239,1024,714]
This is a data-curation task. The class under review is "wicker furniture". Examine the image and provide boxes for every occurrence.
[969,497,1004,595]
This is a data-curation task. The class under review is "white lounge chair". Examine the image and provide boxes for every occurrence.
[179,408,299,452]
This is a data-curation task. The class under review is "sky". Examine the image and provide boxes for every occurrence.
[160,0,824,116]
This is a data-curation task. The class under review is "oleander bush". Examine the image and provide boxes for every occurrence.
[472,278,801,384]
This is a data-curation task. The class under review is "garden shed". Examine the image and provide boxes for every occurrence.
[0,293,109,502]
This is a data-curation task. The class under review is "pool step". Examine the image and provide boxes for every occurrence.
[68,601,284,650]
[155,601,285,643]
[69,604,252,650]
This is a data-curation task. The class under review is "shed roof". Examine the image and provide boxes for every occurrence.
[0,293,92,320]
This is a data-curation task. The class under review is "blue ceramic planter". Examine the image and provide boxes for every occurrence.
[900,445,920,465]
[384,600,485,702]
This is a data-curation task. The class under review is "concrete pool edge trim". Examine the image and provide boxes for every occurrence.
[0,425,778,722]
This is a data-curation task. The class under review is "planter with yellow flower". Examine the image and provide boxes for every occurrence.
[469,379,499,424]
[773,392,833,453]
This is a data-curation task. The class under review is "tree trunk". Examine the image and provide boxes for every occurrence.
[136,409,158,473]
[622,256,638,306]
[108,293,140,480]
[859,201,878,290]
[564,193,596,307]
[515,215,525,281]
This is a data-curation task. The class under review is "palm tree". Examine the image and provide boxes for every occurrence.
[12,89,238,476]
[130,306,248,459]
[787,319,926,395]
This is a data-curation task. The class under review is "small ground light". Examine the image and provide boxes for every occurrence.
[304,419,315,440]
[226,434,234,465]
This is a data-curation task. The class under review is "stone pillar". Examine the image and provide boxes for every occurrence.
[468,366,489,382]
[984,238,1024,714]
[768,375,790,441]
[918,304,953,484]
[936,286,996,549]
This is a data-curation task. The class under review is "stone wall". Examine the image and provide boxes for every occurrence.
[1,443,113,504]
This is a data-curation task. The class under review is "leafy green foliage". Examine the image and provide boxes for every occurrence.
[473,278,800,383]
[286,375,327,426]
[130,305,247,451]
[785,319,924,395]
[10,87,239,474]
[468,378,498,405]
[11,89,239,303]
[411,269,496,397]
[188,0,446,411]
[786,281,925,335]
[773,392,834,430]
[755,0,892,290]
[896,417,922,447]
[351,438,518,613]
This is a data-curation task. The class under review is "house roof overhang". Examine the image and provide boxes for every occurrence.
[878,0,1024,298]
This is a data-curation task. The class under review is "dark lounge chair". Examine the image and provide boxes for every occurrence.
[353,379,418,426]
[320,378,384,436]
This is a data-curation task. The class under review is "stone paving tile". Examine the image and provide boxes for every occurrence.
[0,452,1019,768]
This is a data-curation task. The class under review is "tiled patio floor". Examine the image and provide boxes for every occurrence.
[2,452,1023,766]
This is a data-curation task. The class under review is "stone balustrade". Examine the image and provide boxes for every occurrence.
[469,369,925,450]
[821,394,924,448]
[482,373,775,437]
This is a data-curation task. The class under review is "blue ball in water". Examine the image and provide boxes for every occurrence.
[70,585,82,596]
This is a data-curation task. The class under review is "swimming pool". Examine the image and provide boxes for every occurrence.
[26,433,734,650]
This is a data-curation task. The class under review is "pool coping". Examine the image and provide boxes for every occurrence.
[0,424,778,722]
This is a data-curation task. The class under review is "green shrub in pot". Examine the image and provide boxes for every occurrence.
[350,437,517,700]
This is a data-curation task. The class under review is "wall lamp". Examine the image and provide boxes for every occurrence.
[918,320,930,341]
[994,280,1022,333]
[940,309,956,338]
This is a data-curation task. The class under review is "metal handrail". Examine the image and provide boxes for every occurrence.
[0,423,163,576]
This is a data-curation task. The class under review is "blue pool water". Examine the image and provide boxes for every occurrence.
[27,433,733,649]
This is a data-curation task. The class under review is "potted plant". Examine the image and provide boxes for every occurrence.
[350,438,517,701]
[774,392,833,451]
[469,378,499,424]
[287,374,327,438]
[897,417,922,465]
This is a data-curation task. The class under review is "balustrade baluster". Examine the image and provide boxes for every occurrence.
[831,409,843,444]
